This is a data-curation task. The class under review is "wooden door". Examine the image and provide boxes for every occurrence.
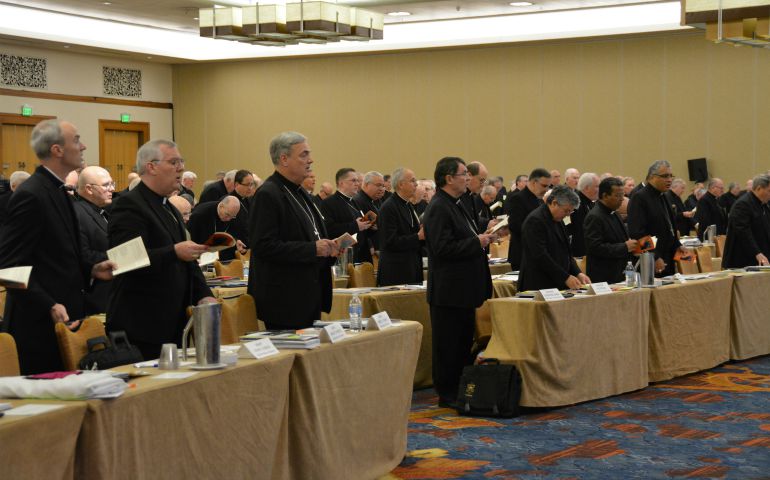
[99,120,149,191]
[0,113,56,178]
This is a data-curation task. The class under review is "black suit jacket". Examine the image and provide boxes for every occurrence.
[354,190,382,261]
[723,191,770,268]
[719,192,739,215]
[503,186,543,269]
[322,191,368,262]
[74,197,110,314]
[423,189,491,309]
[187,200,239,261]
[0,190,11,226]
[198,180,228,205]
[377,194,423,286]
[106,181,212,347]
[584,201,633,283]
[695,192,727,240]
[664,190,691,237]
[518,204,581,291]
[247,172,332,329]
[0,166,91,373]
[179,185,195,202]
[566,191,594,257]
[628,184,681,276]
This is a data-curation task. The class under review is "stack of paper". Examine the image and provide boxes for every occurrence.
[240,331,320,349]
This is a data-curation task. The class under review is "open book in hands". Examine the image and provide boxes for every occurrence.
[486,215,509,234]
[334,232,358,250]
[204,232,236,252]
[632,235,656,255]
[107,236,151,276]
[363,210,377,224]
[0,266,32,289]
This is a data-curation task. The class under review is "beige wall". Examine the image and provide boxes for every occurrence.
[173,30,770,191]
[0,44,173,170]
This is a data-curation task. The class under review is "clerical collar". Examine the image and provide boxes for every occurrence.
[338,191,354,202]
[41,165,65,185]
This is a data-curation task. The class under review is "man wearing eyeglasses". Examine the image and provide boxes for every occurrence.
[503,168,552,270]
[628,160,689,277]
[74,166,115,314]
[107,139,216,360]
[227,169,255,257]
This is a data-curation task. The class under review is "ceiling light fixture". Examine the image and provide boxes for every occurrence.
[509,2,534,6]
[387,11,411,17]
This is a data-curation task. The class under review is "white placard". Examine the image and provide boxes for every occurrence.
[319,323,346,343]
[587,282,613,295]
[4,404,65,416]
[239,339,280,359]
[368,311,393,330]
[534,288,565,301]
[151,372,198,380]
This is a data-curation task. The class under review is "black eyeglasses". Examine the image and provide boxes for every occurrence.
[653,173,673,179]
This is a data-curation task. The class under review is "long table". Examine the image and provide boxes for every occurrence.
[485,289,651,407]
[729,271,770,360]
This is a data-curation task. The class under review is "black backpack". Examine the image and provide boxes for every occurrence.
[78,331,144,370]
[456,358,522,418]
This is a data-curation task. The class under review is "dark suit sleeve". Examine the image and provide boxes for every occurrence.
[0,189,56,309]
[627,194,664,261]
[380,204,420,253]
[251,188,318,264]
[424,203,481,260]
[321,198,358,239]
[523,215,572,287]
[508,196,529,239]
[729,200,761,257]
[108,196,177,267]
[584,213,628,260]
[75,206,108,266]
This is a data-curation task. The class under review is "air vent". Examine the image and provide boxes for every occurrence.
[0,54,47,89]
[103,66,142,98]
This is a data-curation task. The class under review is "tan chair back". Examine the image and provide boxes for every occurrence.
[575,257,587,274]
[0,332,20,376]
[235,250,251,262]
[715,235,726,258]
[347,262,376,288]
[676,256,699,275]
[214,259,244,278]
[489,238,510,259]
[54,317,107,370]
[695,245,713,273]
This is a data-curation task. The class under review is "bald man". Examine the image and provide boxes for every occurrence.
[75,166,116,314]
[168,195,192,225]
[187,195,243,261]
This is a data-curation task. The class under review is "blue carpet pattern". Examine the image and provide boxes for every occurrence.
[392,356,770,479]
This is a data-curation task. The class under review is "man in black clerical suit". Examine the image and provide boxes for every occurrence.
[248,132,338,330]
[477,185,497,227]
[322,168,372,262]
[0,171,30,226]
[377,168,424,286]
[504,168,551,269]
[424,157,496,407]
[518,186,590,291]
[459,161,490,232]
[0,120,114,374]
[684,182,704,211]
[722,174,770,268]
[180,171,197,203]
[198,169,235,204]
[187,196,242,261]
[228,169,256,254]
[567,172,599,258]
[584,177,639,283]
[74,166,115,315]
[695,178,727,240]
[628,160,689,277]
[354,171,386,263]
[665,178,693,237]
[107,140,215,360]
[719,182,741,215]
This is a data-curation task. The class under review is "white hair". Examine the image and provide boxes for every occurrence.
[182,171,197,180]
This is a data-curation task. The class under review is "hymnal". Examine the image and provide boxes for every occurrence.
[204,232,236,252]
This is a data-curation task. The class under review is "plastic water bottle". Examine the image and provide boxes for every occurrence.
[348,294,362,333]
[624,261,635,287]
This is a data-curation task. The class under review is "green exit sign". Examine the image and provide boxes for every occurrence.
[120,113,131,123]
[21,105,32,116]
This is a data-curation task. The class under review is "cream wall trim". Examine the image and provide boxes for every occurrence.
[173,30,769,188]
[0,88,172,109]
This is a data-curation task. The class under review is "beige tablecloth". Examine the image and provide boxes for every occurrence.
[489,262,513,275]
[75,354,296,480]
[485,289,651,407]
[729,272,770,360]
[0,400,87,480]
[324,288,432,389]
[278,322,422,480]
[647,276,733,382]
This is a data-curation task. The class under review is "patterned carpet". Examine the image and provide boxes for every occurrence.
[387,355,770,479]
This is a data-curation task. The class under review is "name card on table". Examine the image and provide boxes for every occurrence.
[534,289,564,301]
[368,311,393,330]
[586,282,613,295]
[320,322,346,343]
[239,339,280,359]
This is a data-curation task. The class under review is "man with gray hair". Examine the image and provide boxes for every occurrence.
[694,177,727,240]
[664,177,693,237]
[354,171,386,263]
[628,160,688,276]
[180,170,197,202]
[248,131,338,330]
[518,185,590,291]
[0,170,30,225]
[107,139,215,360]
[723,174,770,268]
[564,168,581,190]
[0,119,115,373]
[199,169,237,204]
[567,172,599,257]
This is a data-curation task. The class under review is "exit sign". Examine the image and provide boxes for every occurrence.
[21,105,32,116]
[120,113,131,123]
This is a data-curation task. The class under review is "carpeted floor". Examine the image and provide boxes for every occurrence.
[388,355,770,479]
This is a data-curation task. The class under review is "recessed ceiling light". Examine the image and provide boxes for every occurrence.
[102,1,111,5]
[509,2,534,6]
[193,17,199,20]
[387,11,411,17]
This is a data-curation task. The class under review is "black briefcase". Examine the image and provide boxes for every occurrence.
[78,331,143,370]
[456,358,522,418]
